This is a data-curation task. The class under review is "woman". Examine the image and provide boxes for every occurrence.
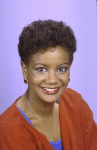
[0,20,97,150]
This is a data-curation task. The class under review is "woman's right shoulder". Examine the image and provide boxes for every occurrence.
[0,97,22,125]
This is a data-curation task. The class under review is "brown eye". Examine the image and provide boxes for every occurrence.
[57,67,68,72]
[35,68,47,73]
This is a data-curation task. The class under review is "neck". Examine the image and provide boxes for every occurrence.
[24,89,57,118]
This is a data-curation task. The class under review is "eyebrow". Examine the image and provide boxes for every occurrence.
[34,63,69,67]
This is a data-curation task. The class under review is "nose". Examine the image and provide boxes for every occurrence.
[45,70,58,84]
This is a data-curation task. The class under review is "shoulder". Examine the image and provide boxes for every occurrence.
[60,88,96,130]
[60,89,97,149]
[0,97,21,131]
[60,88,85,106]
[60,88,93,115]
[60,88,96,128]
[62,88,82,99]
[0,97,27,146]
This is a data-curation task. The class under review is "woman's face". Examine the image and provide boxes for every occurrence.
[22,46,71,104]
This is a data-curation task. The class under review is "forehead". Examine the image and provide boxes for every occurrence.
[29,46,70,65]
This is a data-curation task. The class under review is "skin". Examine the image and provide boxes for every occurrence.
[16,46,72,141]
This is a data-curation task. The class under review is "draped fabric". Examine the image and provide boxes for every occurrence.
[0,88,97,150]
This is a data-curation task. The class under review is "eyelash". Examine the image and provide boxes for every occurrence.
[35,67,68,73]
[35,68,47,72]
[57,67,68,72]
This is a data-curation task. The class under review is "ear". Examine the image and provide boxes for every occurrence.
[21,62,28,79]
[68,63,72,75]
[69,63,72,69]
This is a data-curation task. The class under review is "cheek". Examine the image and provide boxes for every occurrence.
[29,74,46,85]
[59,74,69,82]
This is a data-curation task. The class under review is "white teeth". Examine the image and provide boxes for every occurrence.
[43,88,58,92]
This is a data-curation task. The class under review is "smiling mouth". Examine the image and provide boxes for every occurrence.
[41,87,60,95]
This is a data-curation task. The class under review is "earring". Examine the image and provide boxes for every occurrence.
[24,78,28,84]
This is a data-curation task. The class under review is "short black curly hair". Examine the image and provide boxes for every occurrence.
[18,19,77,65]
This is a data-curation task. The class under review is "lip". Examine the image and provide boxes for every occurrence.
[41,87,60,95]
[42,87,59,89]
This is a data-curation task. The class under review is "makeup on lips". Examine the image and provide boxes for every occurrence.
[41,87,60,95]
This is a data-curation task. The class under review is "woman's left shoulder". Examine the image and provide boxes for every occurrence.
[64,88,82,97]
[61,88,83,102]
[60,88,91,111]
[60,88,96,126]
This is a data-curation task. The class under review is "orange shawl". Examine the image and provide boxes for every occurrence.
[0,88,97,150]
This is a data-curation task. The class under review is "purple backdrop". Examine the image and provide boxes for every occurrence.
[0,0,97,123]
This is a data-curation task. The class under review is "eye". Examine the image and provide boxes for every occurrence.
[35,67,47,73]
[57,67,68,72]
